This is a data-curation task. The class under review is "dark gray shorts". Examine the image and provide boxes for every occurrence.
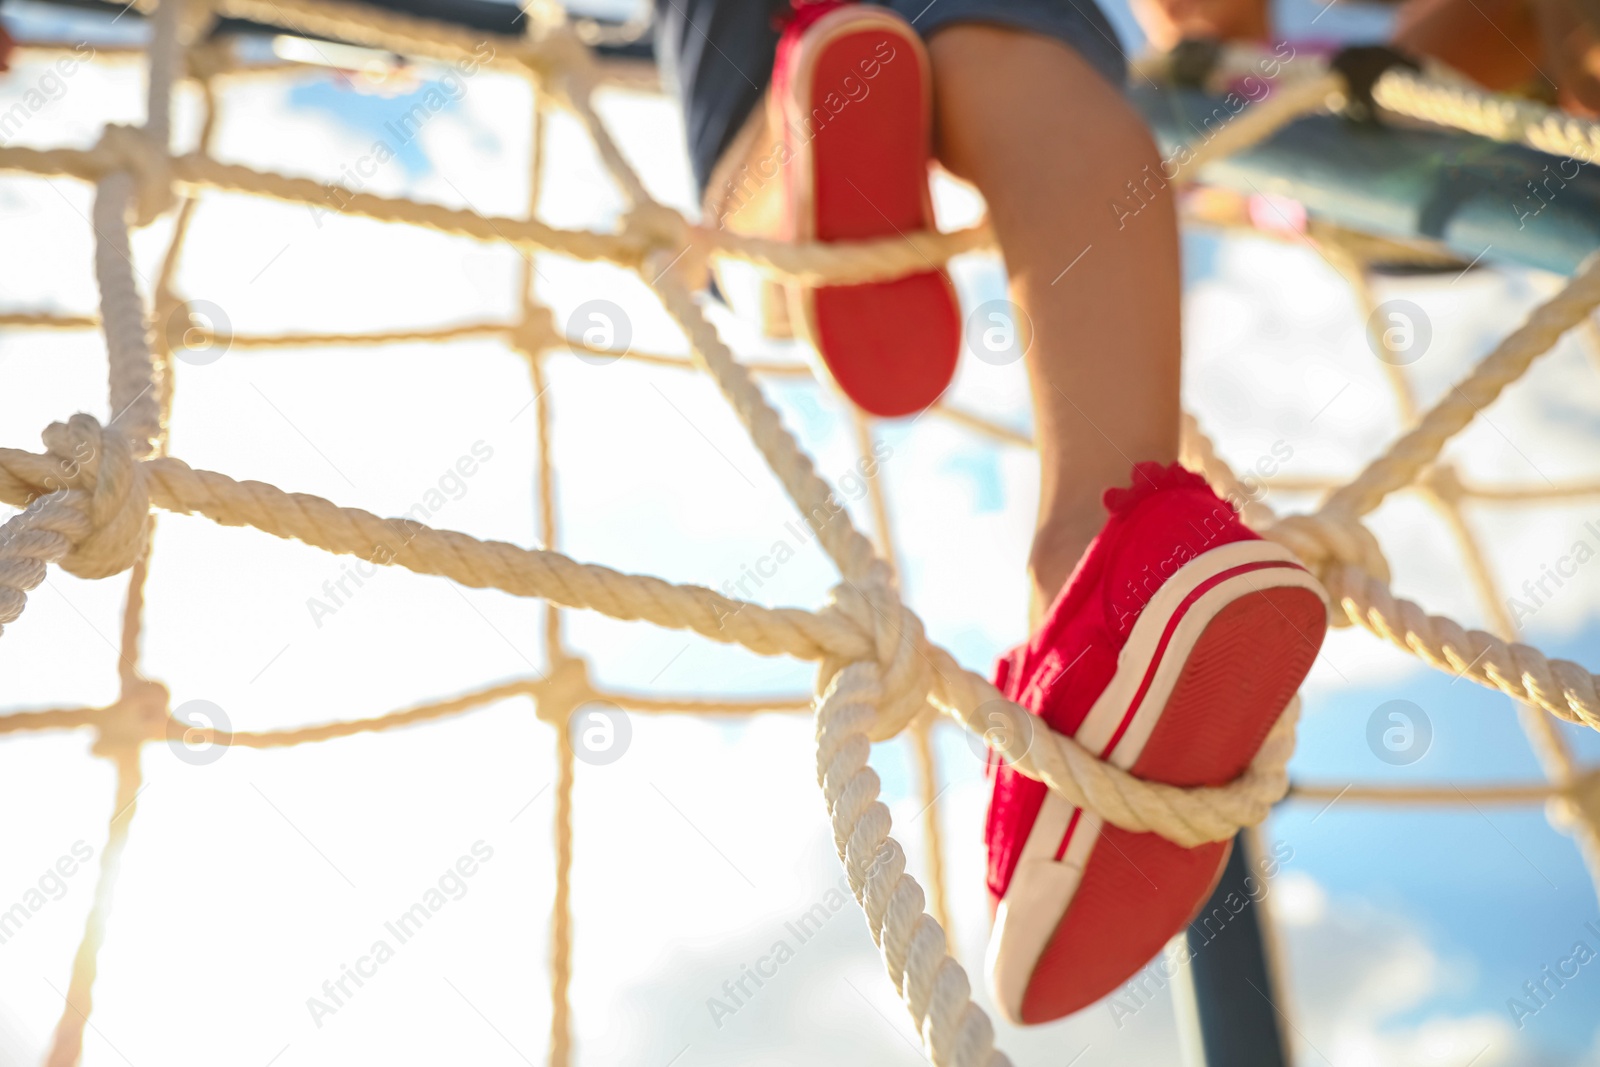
[653,0,1128,195]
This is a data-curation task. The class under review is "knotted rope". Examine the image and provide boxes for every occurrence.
[819,663,1010,1067]
[0,416,151,633]
[6,3,1600,1064]
[819,573,934,741]
[95,125,176,229]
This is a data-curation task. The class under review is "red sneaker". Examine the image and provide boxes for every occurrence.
[769,2,960,417]
[984,462,1327,1024]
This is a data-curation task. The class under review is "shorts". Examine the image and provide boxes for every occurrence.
[652,0,1129,196]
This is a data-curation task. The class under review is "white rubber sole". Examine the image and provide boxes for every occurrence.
[986,539,1325,1023]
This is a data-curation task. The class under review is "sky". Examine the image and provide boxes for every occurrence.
[2,0,1600,1065]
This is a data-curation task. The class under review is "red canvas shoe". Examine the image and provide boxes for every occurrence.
[984,462,1328,1024]
[766,2,960,417]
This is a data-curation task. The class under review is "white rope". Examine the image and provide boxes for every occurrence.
[819,665,1010,1067]
[3,5,1600,1064]
[91,173,163,456]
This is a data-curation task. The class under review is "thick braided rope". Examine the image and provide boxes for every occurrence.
[11,101,1598,806]
[39,9,183,1059]
[0,0,1590,753]
[1323,253,1600,520]
[0,417,152,633]
[0,445,861,658]
[189,0,1586,196]
[648,264,881,585]
[0,119,168,636]
[0,437,1300,846]
[927,646,1301,848]
[1373,67,1600,164]
[0,9,1446,1067]
[1170,71,1345,179]
[144,0,183,151]
[1184,416,1393,590]
[0,141,646,264]
[714,224,993,286]
[183,153,640,264]
[1330,565,1600,729]
[818,664,1010,1067]
[0,142,987,286]
[643,255,943,739]
[1184,413,1600,733]
[0,492,90,634]
[5,7,1600,1061]
[91,171,163,454]
[1148,39,1600,166]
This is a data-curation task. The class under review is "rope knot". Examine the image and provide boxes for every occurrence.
[1418,462,1465,504]
[38,414,152,580]
[510,304,558,356]
[634,209,711,291]
[535,655,593,724]
[1264,510,1391,590]
[1551,770,1600,836]
[96,124,175,227]
[517,27,590,84]
[818,577,932,742]
[92,678,172,756]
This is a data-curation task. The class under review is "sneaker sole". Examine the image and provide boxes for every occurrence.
[774,7,960,417]
[987,540,1328,1023]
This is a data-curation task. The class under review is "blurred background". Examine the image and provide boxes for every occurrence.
[2,0,1600,1063]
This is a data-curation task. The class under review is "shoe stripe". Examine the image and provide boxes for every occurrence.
[1052,558,1305,861]
[1052,808,1083,862]
[1098,559,1305,759]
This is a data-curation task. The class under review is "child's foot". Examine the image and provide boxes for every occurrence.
[984,462,1327,1023]
[720,1,960,417]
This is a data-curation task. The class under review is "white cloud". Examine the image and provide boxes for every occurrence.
[1276,877,1521,1067]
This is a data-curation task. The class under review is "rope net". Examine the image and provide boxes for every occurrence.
[2,2,1600,1064]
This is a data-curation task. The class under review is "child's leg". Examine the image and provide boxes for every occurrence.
[927,24,1182,605]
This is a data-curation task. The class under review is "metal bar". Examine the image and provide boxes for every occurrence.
[1184,832,1292,1067]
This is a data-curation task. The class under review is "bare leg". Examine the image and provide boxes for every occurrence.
[926,25,1183,607]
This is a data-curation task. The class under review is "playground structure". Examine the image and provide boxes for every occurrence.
[3,0,1600,1063]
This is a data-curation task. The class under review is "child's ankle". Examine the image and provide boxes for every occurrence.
[1028,520,1098,610]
